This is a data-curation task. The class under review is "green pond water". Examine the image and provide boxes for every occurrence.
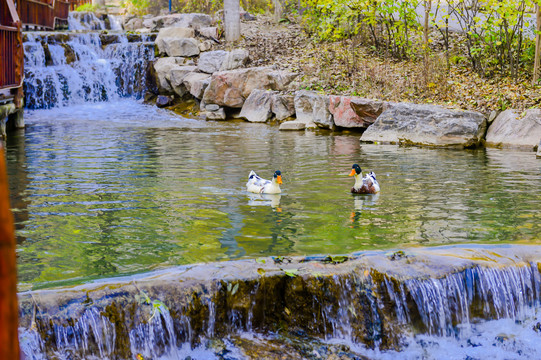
[6,100,541,290]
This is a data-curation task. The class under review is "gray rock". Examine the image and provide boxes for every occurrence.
[271,94,295,121]
[199,26,218,39]
[169,66,198,97]
[488,110,500,125]
[156,27,195,55]
[203,67,296,108]
[199,40,213,52]
[205,104,220,111]
[183,72,211,99]
[198,50,228,74]
[241,11,257,21]
[205,108,226,120]
[124,17,143,31]
[294,90,333,129]
[485,109,541,150]
[268,70,299,91]
[153,57,184,93]
[220,49,250,71]
[142,13,212,31]
[156,95,173,108]
[279,121,306,131]
[163,38,200,57]
[239,89,275,123]
[361,103,487,148]
[537,139,541,158]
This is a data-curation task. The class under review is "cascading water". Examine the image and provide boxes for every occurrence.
[23,31,154,109]
[18,260,541,359]
[67,12,106,31]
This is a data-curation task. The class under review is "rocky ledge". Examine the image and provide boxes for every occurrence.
[360,103,487,148]
[18,245,541,359]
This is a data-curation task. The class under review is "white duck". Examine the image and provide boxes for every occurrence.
[246,170,282,194]
[349,164,380,194]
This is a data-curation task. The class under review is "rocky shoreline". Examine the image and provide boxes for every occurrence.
[131,12,541,153]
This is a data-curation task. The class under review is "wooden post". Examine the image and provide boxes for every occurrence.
[0,142,19,360]
[224,0,240,43]
[533,3,541,84]
[273,0,283,23]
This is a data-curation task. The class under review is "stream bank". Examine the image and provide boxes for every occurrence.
[132,13,541,152]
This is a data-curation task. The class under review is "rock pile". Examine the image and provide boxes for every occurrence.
[134,13,539,151]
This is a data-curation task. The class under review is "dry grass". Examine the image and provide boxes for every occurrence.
[231,16,541,114]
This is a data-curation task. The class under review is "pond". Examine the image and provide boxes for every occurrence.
[6,100,541,290]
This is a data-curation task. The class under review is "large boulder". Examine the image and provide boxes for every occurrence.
[239,89,275,123]
[162,38,200,57]
[142,13,212,31]
[220,49,250,71]
[271,94,295,121]
[198,50,228,74]
[485,109,541,150]
[202,67,297,108]
[360,103,487,148]
[329,96,388,129]
[183,72,211,99]
[155,27,195,55]
[294,90,333,129]
[153,57,185,94]
[169,65,198,97]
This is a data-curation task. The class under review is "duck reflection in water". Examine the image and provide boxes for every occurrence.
[350,193,380,226]
[247,192,282,211]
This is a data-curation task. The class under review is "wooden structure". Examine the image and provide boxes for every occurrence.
[0,0,24,139]
[17,0,92,30]
[0,143,19,359]
[0,0,23,101]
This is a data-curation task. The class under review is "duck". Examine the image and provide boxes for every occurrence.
[349,164,380,194]
[246,170,282,194]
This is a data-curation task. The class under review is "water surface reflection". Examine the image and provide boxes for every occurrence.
[5,100,541,289]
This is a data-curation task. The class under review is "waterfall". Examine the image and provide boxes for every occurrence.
[67,12,106,31]
[108,14,123,31]
[18,260,541,359]
[23,32,154,109]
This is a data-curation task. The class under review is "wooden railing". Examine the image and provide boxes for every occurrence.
[0,0,23,91]
[17,0,75,29]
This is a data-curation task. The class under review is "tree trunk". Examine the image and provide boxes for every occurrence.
[224,0,241,43]
[533,4,541,84]
[424,0,431,49]
[0,143,19,360]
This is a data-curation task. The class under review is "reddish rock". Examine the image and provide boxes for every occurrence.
[203,67,298,108]
[329,96,388,129]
